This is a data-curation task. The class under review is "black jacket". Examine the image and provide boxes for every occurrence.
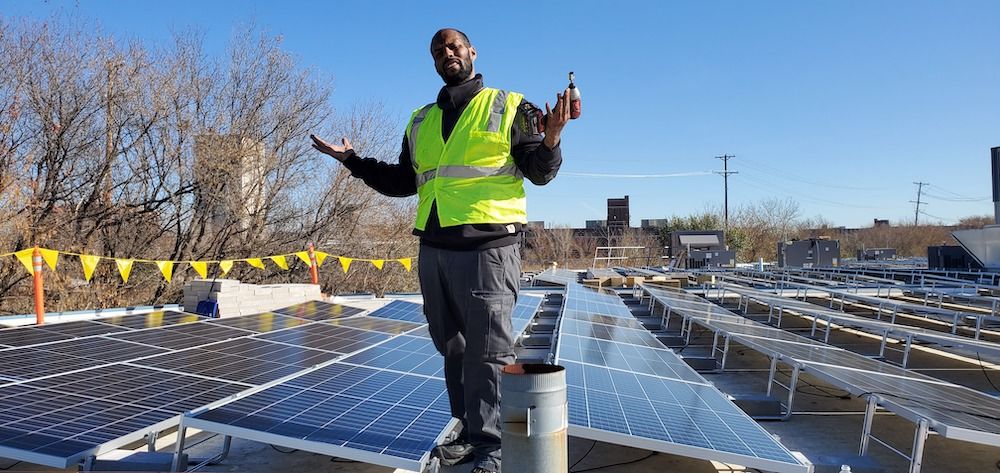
[342,74,562,250]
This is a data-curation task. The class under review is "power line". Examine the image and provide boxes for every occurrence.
[560,171,713,178]
[911,181,930,225]
[714,154,737,231]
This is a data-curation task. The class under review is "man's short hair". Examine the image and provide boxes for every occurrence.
[431,28,471,48]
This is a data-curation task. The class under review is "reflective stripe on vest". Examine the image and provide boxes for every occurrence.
[406,88,527,230]
[415,162,523,187]
[407,104,434,171]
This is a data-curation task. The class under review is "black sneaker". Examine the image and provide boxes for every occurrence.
[431,438,474,466]
[470,467,498,473]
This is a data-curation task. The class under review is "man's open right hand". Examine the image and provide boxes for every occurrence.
[310,134,354,162]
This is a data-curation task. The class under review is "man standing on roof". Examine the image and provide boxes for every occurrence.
[310,28,568,473]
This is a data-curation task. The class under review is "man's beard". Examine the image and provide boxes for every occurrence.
[440,60,473,85]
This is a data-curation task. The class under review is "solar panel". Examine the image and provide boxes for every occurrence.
[274,301,365,321]
[512,294,543,338]
[563,360,800,462]
[558,318,663,348]
[93,311,205,329]
[327,317,422,334]
[24,364,248,414]
[187,362,454,471]
[256,324,392,354]
[107,322,251,350]
[643,282,1000,455]
[532,268,580,285]
[340,335,443,378]
[369,300,426,323]
[0,303,416,470]
[721,282,1000,362]
[557,334,705,384]
[33,320,130,338]
[0,326,74,347]
[32,337,169,363]
[197,338,341,369]
[556,282,809,473]
[0,363,246,468]
[206,312,312,333]
[132,347,306,385]
[0,347,109,382]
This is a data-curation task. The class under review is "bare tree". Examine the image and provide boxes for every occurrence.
[0,16,418,314]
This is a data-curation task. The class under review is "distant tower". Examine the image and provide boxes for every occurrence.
[193,134,267,233]
[607,195,630,230]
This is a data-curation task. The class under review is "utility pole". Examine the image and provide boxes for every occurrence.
[911,181,929,226]
[714,155,737,231]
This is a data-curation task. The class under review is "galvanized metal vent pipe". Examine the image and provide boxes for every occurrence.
[501,363,567,473]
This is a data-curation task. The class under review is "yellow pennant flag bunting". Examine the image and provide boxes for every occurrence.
[270,255,289,270]
[79,254,101,281]
[398,258,412,272]
[295,251,312,267]
[14,249,34,275]
[339,256,353,273]
[189,261,208,279]
[371,259,384,270]
[219,260,234,275]
[156,261,174,282]
[116,259,134,283]
[246,258,265,269]
[39,248,59,270]
[315,251,329,267]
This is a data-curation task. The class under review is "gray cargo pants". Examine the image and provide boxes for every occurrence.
[418,243,520,470]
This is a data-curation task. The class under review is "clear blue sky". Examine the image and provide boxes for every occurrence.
[4,1,999,228]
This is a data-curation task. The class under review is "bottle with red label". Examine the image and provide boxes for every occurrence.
[568,71,581,119]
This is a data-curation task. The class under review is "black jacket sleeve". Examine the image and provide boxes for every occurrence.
[340,137,417,197]
[511,99,562,186]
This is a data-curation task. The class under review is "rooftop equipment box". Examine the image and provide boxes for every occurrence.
[687,250,736,269]
[669,230,726,257]
[857,248,896,261]
[777,239,840,268]
[927,245,983,271]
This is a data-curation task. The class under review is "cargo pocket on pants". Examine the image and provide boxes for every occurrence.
[469,290,515,359]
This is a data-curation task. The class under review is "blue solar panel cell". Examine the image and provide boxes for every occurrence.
[340,336,443,378]
[369,300,426,323]
[274,301,366,320]
[554,282,806,471]
[192,360,453,466]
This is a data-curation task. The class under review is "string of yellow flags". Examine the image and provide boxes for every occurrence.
[0,248,413,283]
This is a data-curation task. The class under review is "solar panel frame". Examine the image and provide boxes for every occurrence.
[325,317,423,335]
[555,282,809,473]
[105,321,252,351]
[0,301,428,470]
[255,324,392,354]
[91,311,205,330]
[274,301,366,321]
[205,312,312,333]
[181,339,457,471]
[0,326,75,348]
[339,335,443,379]
[31,337,171,364]
[368,300,426,324]
[0,346,111,382]
[644,282,1000,450]
[511,294,543,338]
[130,347,309,386]
[0,360,253,468]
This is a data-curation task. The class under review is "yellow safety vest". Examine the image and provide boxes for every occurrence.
[406,88,527,230]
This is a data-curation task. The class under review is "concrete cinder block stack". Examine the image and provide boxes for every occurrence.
[182,279,321,318]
